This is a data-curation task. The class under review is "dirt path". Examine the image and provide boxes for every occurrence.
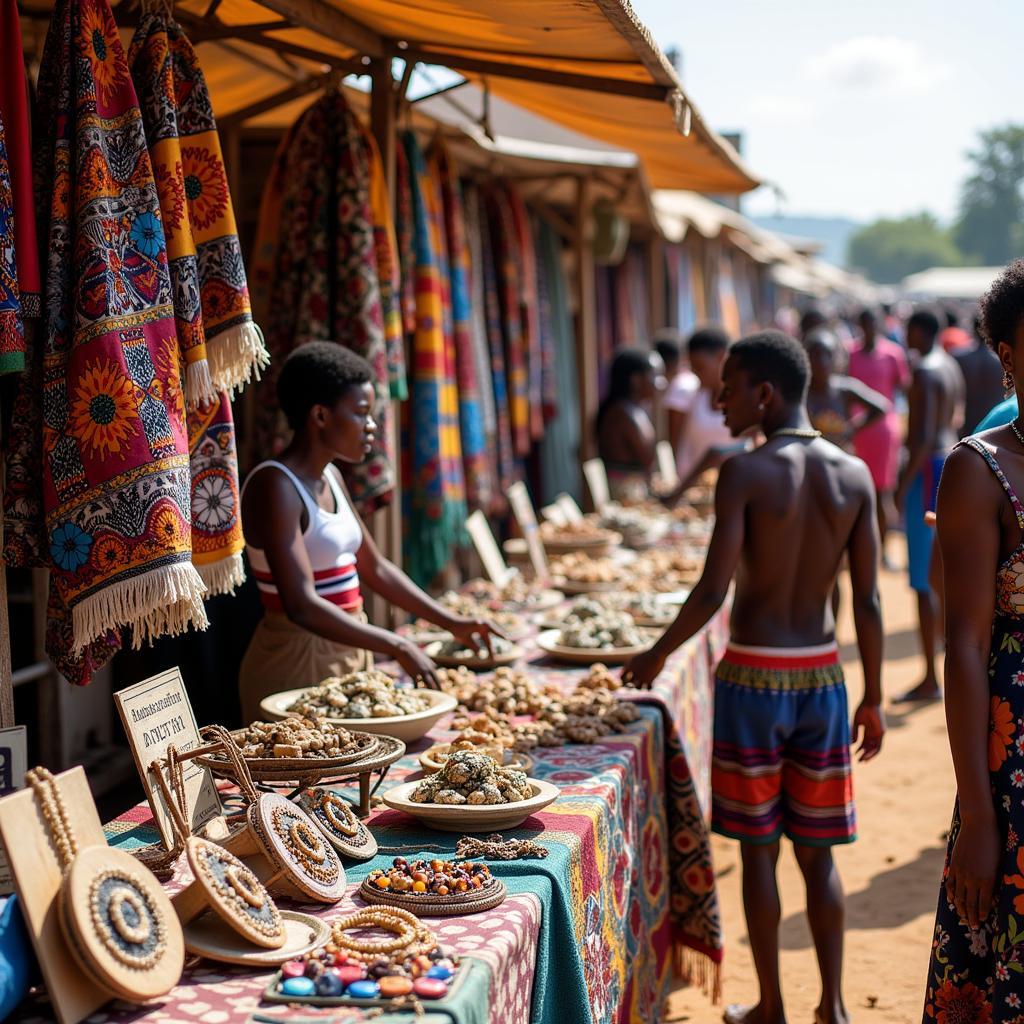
[666,557,953,1023]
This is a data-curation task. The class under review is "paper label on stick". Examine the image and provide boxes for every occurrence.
[114,669,223,848]
[0,726,27,895]
[507,482,549,581]
[555,494,585,524]
[540,503,568,526]
[656,441,680,487]
[583,459,611,512]
[465,510,514,586]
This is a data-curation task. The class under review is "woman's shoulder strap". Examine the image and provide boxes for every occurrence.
[958,437,1024,528]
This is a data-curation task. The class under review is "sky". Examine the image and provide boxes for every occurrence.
[634,0,1023,224]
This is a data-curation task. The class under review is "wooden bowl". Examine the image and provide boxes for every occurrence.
[423,640,525,671]
[381,779,559,832]
[549,576,625,595]
[418,744,533,774]
[259,688,457,744]
[534,628,658,665]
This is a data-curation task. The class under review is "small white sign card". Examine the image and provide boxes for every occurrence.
[507,481,549,581]
[114,669,224,848]
[555,493,586,524]
[656,441,680,488]
[540,503,568,526]
[582,458,611,513]
[0,726,27,894]
[465,510,515,587]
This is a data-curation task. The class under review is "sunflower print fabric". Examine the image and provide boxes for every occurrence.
[16,0,207,683]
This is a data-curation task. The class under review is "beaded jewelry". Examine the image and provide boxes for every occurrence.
[330,907,436,964]
[455,833,549,860]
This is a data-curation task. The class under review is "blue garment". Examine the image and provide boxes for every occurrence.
[906,452,946,593]
[974,395,1019,432]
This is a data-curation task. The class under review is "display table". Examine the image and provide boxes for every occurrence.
[11,605,729,1024]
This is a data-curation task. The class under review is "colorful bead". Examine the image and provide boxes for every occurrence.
[281,960,306,978]
[315,972,344,997]
[281,976,316,996]
[346,980,381,999]
[413,977,448,999]
[379,976,413,997]
[427,964,453,980]
[336,964,366,985]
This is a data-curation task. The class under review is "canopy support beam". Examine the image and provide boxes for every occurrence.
[574,176,598,469]
[218,77,322,127]
[249,0,386,58]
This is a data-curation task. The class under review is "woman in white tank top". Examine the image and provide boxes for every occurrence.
[238,343,503,722]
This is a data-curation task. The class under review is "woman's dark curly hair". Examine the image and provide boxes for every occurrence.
[979,259,1024,351]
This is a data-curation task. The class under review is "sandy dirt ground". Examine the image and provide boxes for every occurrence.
[665,553,954,1024]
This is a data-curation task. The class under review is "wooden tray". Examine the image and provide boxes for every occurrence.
[541,530,621,555]
[381,779,559,832]
[534,628,658,665]
[549,576,626,595]
[184,910,329,966]
[359,875,507,916]
[418,744,533,774]
[194,731,381,782]
[259,689,456,744]
[423,641,525,671]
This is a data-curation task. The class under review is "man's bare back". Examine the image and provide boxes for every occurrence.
[725,436,876,647]
[916,347,965,451]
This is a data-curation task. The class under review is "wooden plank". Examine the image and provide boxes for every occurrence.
[218,77,321,127]
[575,176,598,466]
[249,0,386,58]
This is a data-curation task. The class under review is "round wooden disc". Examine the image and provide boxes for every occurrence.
[249,794,347,902]
[184,910,329,967]
[185,837,286,949]
[296,788,378,861]
[60,846,184,1002]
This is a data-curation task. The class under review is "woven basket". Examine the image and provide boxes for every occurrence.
[359,876,507,917]
[195,731,381,782]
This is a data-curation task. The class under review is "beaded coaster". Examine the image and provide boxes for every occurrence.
[296,788,377,861]
[59,846,185,1002]
[174,837,286,949]
[358,876,507,917]
[184,910,329,967]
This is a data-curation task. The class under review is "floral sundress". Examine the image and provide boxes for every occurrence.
[923,438,1024,1023]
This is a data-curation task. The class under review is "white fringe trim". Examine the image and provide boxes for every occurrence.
[185,358,218,410]
[197,552,245,597]
[72,562,209,652]
[206,321,271,397]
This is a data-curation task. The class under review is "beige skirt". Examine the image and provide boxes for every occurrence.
[238,611,372,723]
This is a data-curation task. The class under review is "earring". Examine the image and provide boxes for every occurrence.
[1004,369,1014,394]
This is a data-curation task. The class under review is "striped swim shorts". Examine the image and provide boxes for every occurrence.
[711,641,856,847]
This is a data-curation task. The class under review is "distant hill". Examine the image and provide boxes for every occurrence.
[749,215,863,269]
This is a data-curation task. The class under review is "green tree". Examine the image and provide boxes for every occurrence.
[846,213,962,284]
[953,124,1024,265]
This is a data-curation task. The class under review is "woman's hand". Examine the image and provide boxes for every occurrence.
[946,812,1001,929]
[391,637,440,690]
[620,647,667,689]
[448,617,508,657]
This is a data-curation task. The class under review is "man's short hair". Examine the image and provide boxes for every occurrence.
[979,259,1024,351]
[654,336,681,367]
[729,330,810,404]
[277,341,375,431]
[687,326,731,357]
[907,308,941,340]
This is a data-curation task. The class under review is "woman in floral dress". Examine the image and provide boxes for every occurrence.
[922,260,1024,1023]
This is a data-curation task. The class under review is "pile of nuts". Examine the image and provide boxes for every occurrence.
[233,716,365,759]
[624,547,703,593]
[439,665,559,715]
[433,635,517,660]
[415,592,526,635]
[460,575,553,610]
[539,520,618,545]
[410,751,532,805]
[548,553,624,584]
[368,857,494,896]
[287,670,434,719]
[558,609,644,650]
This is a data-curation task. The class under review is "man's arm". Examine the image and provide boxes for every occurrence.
[621,455,748,687]
[895,367,936,507]
[846,465,884,759]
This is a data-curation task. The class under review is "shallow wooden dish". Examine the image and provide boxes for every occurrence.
[418,744,533,774]
[184,910,329,966]
[423,640,525,671]
[359,875,507,916]
[259,688,457,744]
[541,530,622,557]
[534,628,659,665]
[381,779,559,832]
[550,576,625,595]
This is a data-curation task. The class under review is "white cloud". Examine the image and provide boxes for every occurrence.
[747,93,817,120]
[802,36,947,95]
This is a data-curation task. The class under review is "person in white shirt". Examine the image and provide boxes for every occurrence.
[664,326,739,488]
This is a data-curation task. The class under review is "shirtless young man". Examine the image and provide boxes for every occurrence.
[622,331,885,1024]
[893,309,965,703]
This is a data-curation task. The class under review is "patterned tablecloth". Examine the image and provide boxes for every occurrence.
[10,607,728,1024]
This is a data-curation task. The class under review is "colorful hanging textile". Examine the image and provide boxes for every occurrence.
[128,10,268,407]
[506,186,544,439]
[0,0,40,323]
[250,90,394,511]
[363,124,407,402]
[402,131,465,586]
[486,184,530,458]
[23,0,207,679]
[476,188,516,498]
[394,142,417,338]
[431,138,492,511]
[0,114,22,375]
[461,184,497,445]
[537,220,581,506]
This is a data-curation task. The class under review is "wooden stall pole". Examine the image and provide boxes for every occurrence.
[648,234,665,336]
[574,176,598,467]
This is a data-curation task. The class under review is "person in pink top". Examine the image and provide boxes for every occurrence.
[847,309,911,561]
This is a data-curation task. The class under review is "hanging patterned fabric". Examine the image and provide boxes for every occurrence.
[431,139,492,511]
[476,191,516,499]
[461,184,497,449]
[0,0,40,323]
[394,142,417,337]
[249,90,394,512]
[402,131,465,586]
[506,186,544,439]
[128,9,267,407]
[362,123,407,401]
[21,0,207,684]
[485,184,530,458]
[0,114,22,375]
